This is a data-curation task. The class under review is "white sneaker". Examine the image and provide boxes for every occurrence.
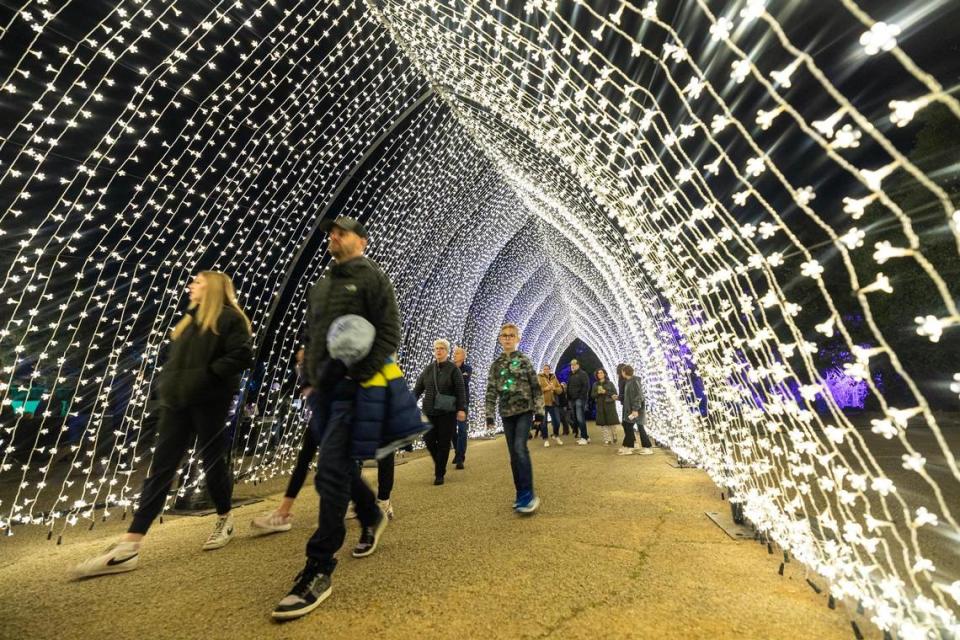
[543,439,550,448]
[202,513,235,550]
[638,448,655,456]
[74,541,140,578]
[617,447,634,456]
[576,438,588,445]
[377,499,394,520]
[603,440,611,446]
[554,437,563,446]
[345,502,357,520]
[251,510,293,534]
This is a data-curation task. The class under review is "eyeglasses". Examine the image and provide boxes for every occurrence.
[498,333,517,338]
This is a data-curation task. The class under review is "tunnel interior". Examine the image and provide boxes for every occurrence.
[0,0,958,634]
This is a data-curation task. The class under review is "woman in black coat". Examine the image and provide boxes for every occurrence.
[76,271,253,578]
[414,338,466,485]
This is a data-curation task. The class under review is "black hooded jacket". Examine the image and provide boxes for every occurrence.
[157,306,254,408]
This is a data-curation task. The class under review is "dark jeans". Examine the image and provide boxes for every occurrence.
[558,404,572,435]
[287,421,395,501]
[423,412,455,479]
[542,406,562,437]
[129,397,233,535]
[501,412,535,503]
[452,418,468,464]
[305,381,379,574]
[573,398,588,440]
[621,418,652,449]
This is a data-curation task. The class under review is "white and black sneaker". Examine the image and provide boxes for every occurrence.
[202,513,235,550]
[74,541,141,578]
[272,562,332,621]
[377,499,394,520]
[351,510,388,558]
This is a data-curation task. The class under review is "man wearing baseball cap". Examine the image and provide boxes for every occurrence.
[273,215,401,620]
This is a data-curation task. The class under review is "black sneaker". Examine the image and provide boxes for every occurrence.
[272,562,332,621]
[433,476,444,485]
[455,462,464,470]
[351,510,388,558]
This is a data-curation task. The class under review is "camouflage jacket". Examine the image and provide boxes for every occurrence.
[485,350,545,418]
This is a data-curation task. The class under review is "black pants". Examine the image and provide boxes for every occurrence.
[558,404,571,435]
[423,412,455,480]
[621,419,652,449]
[305,381,378,574]
[288,396,395,501]
[375,454,395,500]
[129,398,233,535]
[286,425,319,499]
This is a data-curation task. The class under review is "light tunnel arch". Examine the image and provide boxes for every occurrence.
[0,1,957,636]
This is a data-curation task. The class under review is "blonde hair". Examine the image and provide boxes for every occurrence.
[171,271,252,340]
[500,322,520,336]
[433,338,451,351]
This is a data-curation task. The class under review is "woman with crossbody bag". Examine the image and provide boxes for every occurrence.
[414,338,466,485]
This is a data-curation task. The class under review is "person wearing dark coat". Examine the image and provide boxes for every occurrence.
[273,216,402,620]
[555,382,573,436]
[75,271,253,578]
[618,364,654,455]
[451,346,472,469]
[566,359,591,443]
[591,368,620,445]
[415,339,467,485]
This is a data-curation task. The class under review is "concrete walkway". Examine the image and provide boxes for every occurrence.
[0,436,862,639]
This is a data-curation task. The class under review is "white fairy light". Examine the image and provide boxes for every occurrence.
[1,0,958,636]
[859,22,901,56]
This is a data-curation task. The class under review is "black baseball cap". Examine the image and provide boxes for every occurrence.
[318,215,368,238]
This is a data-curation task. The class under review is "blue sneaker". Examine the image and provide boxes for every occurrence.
[516,496,540,515]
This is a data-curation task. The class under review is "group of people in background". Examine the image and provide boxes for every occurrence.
[70,214,651,623]
[529,359,653,456]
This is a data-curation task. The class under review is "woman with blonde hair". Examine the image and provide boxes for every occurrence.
[75,271,253,578]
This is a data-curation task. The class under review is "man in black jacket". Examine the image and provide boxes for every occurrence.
[566,359,591,444]
[273,216,401,621]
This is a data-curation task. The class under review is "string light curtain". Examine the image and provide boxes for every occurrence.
[0,0,957,636]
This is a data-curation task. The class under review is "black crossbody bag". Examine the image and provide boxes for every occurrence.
[432,363,458,413]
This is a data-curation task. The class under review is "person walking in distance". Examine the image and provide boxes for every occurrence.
[272,215,400,620]
[485,323,544,514]
[618,365,654,456]
[414,339,467,486]
[74,271,253,578]
[451,346,472,470]
[537,364,564,447]
[566,359,591,445]
[591,368,620,445]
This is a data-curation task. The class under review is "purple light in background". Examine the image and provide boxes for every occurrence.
[821,365,869,410]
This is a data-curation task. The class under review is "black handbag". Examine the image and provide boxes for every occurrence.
[432,363,457,413]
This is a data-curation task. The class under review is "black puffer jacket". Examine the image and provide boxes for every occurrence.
[566,369,590,401]
[305,256,401,386]
[157,306,254,408]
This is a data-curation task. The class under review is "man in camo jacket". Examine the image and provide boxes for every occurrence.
[485,322,544,515]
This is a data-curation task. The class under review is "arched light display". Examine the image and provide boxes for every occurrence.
[0,1,957,636]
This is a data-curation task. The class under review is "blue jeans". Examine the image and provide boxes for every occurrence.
[573,398,588,439]
[501,412,535,503]
[453,419,468,464]
[538,406,562,438]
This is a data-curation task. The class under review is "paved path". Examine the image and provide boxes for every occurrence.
[0,436,861,639]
